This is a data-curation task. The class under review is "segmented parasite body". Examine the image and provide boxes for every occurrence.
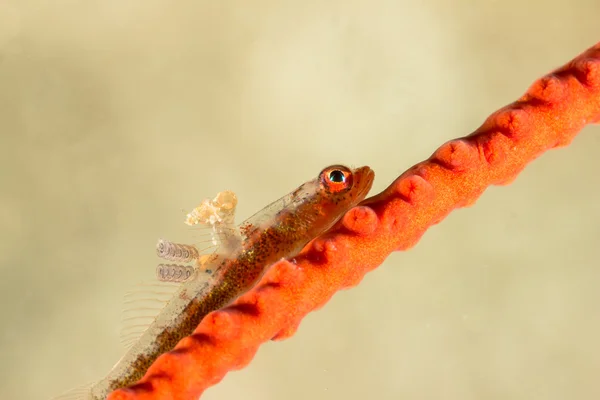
[53,165,374,400]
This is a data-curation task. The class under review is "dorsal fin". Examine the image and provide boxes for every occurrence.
[119,190,242,350]
[119,281,181,349]
[183,190,243,253]
[119,255,227,350]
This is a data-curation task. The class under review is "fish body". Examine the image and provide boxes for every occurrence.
[55,165,374,400]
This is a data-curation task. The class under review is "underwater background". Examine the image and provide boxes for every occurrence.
[1,1,599,399]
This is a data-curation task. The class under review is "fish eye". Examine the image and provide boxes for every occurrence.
[319,165,353,193]
[329,169,346,183]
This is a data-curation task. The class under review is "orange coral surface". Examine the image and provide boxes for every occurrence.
[108,42,600,400]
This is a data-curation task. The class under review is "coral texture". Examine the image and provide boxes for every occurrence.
[108,42,600,400]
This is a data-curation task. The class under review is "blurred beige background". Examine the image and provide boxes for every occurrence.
[1,1,599,399]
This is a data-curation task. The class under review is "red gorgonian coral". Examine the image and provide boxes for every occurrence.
[108,41,600,400]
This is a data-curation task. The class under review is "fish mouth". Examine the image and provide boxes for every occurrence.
[353,166,375,201]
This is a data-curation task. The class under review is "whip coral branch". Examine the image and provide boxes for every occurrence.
[108,42,600,400]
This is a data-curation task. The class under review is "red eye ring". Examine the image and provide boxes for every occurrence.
[319,165,353,193]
